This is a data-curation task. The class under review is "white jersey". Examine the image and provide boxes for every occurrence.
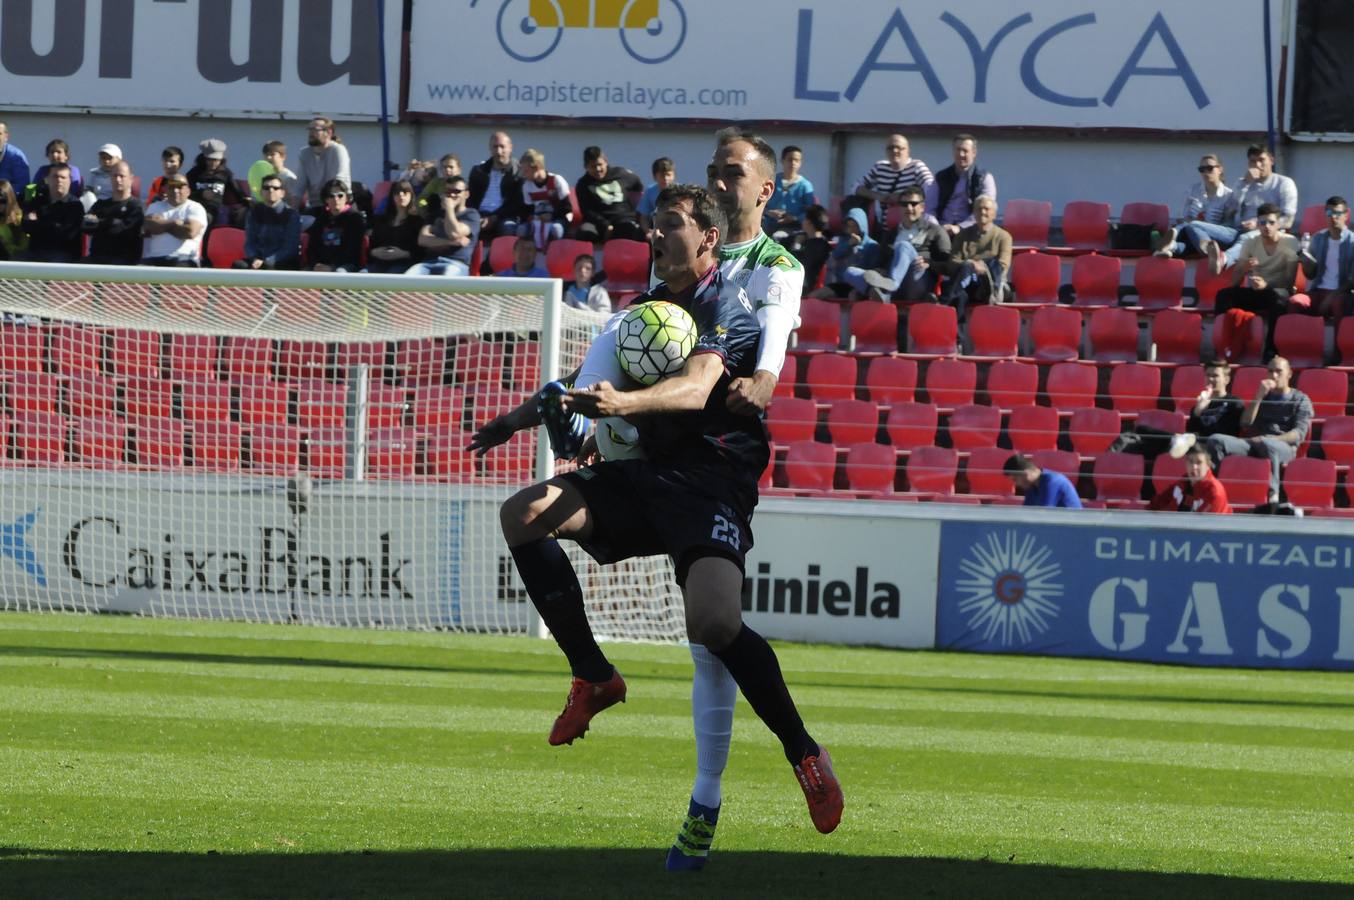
[717,232,804,378]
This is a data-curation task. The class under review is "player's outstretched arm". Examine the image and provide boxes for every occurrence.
[565,354,723,419]
[467,367,583,456]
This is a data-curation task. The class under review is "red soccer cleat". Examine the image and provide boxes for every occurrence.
[548,669,627,746]
[794,745,843,834]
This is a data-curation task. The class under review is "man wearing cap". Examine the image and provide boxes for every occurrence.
[142,173,207,266]
[187,138,246,228]
[81,144,123,210]
[83,160,144,265]
[0,122,31,193]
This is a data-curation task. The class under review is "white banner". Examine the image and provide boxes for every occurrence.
[409,0,1275,131]
[0,0,401,119]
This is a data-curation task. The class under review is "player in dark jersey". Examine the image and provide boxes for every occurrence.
[468,185,843,837]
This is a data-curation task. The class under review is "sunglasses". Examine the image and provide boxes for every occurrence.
[901,200,924,207]
[394,187,413,194]
[1197,164,1218,172]
[1327,208,1348,216]
[444,188,465,196]
[262,184,285,191]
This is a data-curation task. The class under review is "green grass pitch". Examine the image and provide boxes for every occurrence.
[1,611,1352,900]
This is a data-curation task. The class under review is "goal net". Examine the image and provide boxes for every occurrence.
[0,262,684,641]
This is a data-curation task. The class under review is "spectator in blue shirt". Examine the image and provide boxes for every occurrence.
[636,156,675,235]
[0,123,30,197]
[495,236,550,278]
[1005,454,1083,508]
[763,145,816,239]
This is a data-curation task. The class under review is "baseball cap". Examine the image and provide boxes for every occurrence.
[98,143,122,159]
[200,138,227,160]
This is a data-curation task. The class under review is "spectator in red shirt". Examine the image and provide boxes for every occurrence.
[1149,444,1232,514]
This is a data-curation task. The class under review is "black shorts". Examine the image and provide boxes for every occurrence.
[559,459,754,585]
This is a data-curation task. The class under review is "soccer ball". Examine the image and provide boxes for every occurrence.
[615,301,698,386]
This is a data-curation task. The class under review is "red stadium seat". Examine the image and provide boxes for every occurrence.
[985,359,1038,409]
[1070,254,1121,307]
[249,423,302,475]
[169,334,223,382]
[367,426,419,479]
[295,380,348,431]
[1049,201,1111,255]
[335,340,388,376]
[424,432,474,482]
[0,322,47,373]
[1282,457,1336,509]
[1046,362,1097,411]
[827,399,879,445]
[1192,259,1230,312]
[767,397,817,445]
[216,286,268,326]
[181,381,232,422]
[1001,199,1052,249]
[1137,408,1186,434]
[1093,452,1145,503]
[885,402,938,451]
[905,445,957,494]
[51,323,106,376]
[72,416,126,467]
[601,239,651,293]
[1130,256,1186,310]
[965,446,1014,497]
[804,353,857,402]
[1273,315,1326,369]
[844,442,897,495]
[905,304,958,357]
[1299,203,1327,238]
[304,426,346,479]
[1219,455,1271,507]
[506,340,540,392]
[1338,317,1354,366]
[849,301,898,354]
[1230,366,1267,401]
[67,374,116,418]
[1119,201,1170,232]
[237,381,290,425]
[1007,250,1061,306]
[450,337,507,391]
[965,305,1020,358]
[367,384,408,430]
[923,358,977,409]
[1068,407,1121,455]
[190,421,242,471]
[1032,448,1081,482]
[1211,315,1266,366]
[132,418,185,469]
[408,383,464,431]
[1007,405,1060,453]
[123,376,174,420]
[109,329,162,379]
[277,339,330,382]
[545,238,593,279]
[947,403,1001,450]
[5,372,59,416]
[1087,308,1139,363]
[371,180,392,213]
[793,297,842,353]
[1319,416,1354,464]
[14,412,67,465]
[1028,306,1082,362]
[221,336,270,383]
[206,226,246,269]
[1169,366,1206,414]
[394,337,447,386]
[1151,310,1202,365]
[1297,368,1348,419]
[488,235,516,273]
[863,356,917,405]
[784,440,836,494]
[1151,454,1187,493]
[1107,364,1162,413]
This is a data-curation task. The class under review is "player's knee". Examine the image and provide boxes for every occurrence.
[499,489,543,544]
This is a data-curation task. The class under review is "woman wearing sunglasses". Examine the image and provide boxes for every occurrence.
[1153,154,1234,259]
[304,178,366,272]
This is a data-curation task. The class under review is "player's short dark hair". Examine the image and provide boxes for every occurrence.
[804,204,829,232]
[1257,202,1281,219]
[652,156,674,175]
[1247,143,1272,160]
[898,185,925,202]
[1003,453,1038,476]
[574,253,595,267]
[262,140,286,156]
[953,132,978,147]
[583,145,605,165]
[656,183,727,249]
[45,162,70,176]
[1203,359,1230,376]
[1327,195,1347,209]
[781,145,802,159]
[714,127,777,180]
[1185,444,1211,465]
[162,145,184,162]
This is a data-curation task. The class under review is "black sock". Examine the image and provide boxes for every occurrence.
[510,538,612,682]
[710,624,816,765]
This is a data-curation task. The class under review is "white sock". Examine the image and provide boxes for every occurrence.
[688,643,736,809]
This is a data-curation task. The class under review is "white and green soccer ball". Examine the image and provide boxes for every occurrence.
[615,300,698,386]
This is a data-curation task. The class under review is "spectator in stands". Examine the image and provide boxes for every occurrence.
[82,161,143,265]
[467,131,524,238]
[81,144,122,210]
[234,174,301,270]
[186,138,247,227]
[409,174,480,276]
[304,179,365,272]
[246,141,298,204]
[518,148,573,250]
[927,133,996,237]
[399,157,437,196]
[819,206,880,298]
[0,123,31,196]
[149,146,184,204]
[416,153,462,211]
[1214,203,1299,360]
[0,180,29,261]
[1195,356,1311,504]
[141,174,207,267]
[563,254,612,312]
[1004,454,1083,508]
[1297,195,1354,321]
[365,180,422,274]
[935,196,1012,317]
[1154,153,1233,258]
[294,116,352,209]
[1111,360,1242,460]
[23,164,84,263]
[495,235,550,278]
[788,203,831,291]
[861,185,950,302]
[1204,145,1297,274]
[851,133,933,227]
[575,145,644,243]
[30,139,82,208]
[1148,444,1232,514]
[763,146,816,239]
[637,156,675,233]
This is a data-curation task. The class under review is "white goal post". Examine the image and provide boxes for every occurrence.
[0,261,684,641]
